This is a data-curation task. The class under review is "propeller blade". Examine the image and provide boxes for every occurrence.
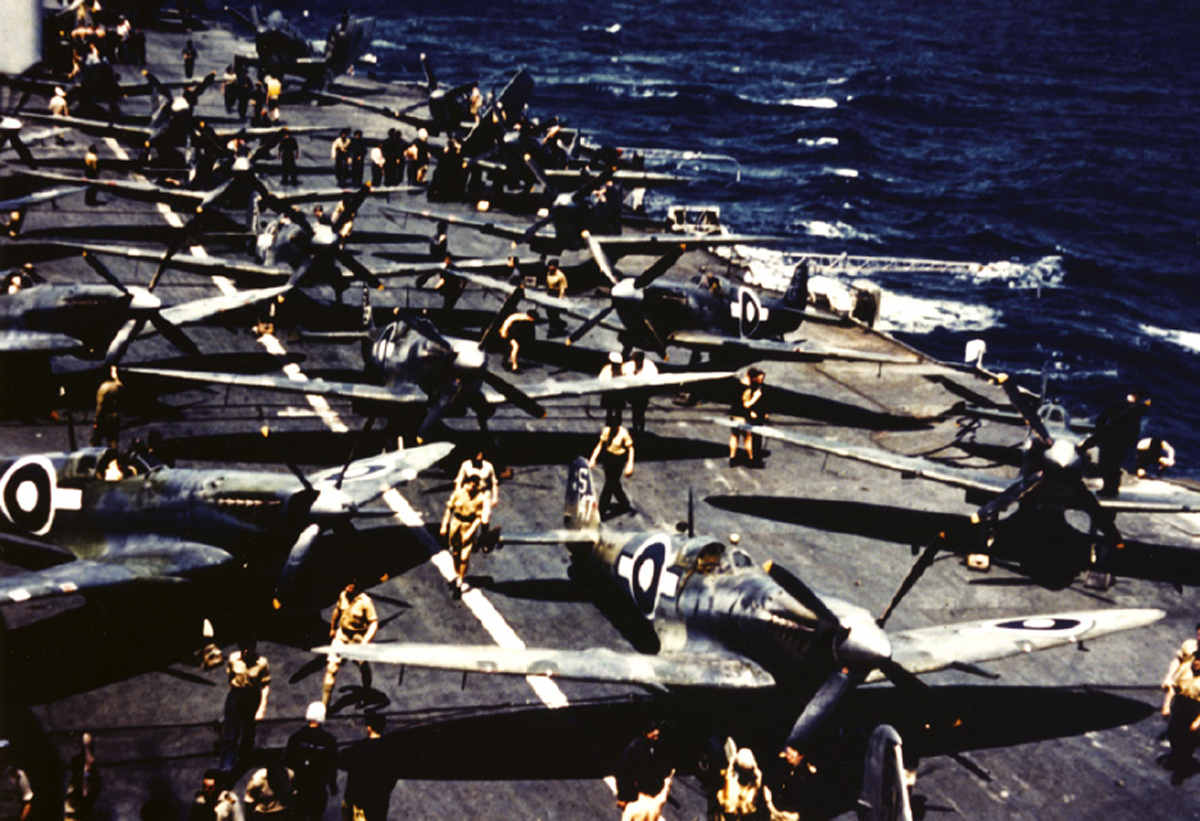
[335,186,372,232]
[1075,478,1123,551]
[416,386,461,442]
[8,135,36,168]
[786,668,854,750]
[877,544,939,628]
[477,284,526,349]
[81,251,129,293]
[147,312,202,357]
[337,250,384,290]
[523,153,552,191]
[274,521,321,609]
[479,368,546,419]
[765,560,842,629]
[584,231,620,285]
[104,317,145,366]
[997,376,1053,445]
[393,307,457,353]
[638,314,669,358]
[632,249,684,290]
[335,415,376,489]
[520,212,554,245]
[566,304,614,346]
[971,472,1043,524]
[687,488,694,538]
[286,461,314,493]
[420,52,437,91]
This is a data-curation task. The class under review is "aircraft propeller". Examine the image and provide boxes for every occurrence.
[80,252,201,365]
[764,560,927,751]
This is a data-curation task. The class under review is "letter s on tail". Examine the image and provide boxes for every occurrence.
[564,456,600,531]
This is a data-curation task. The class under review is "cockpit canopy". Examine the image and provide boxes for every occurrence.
[676,539,755,576]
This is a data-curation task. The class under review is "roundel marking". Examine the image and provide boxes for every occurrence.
[0,456,57,535]
[994,617,1083,632]
[338,459,389,483]
[617,535,670,617]
[738,288,763,337]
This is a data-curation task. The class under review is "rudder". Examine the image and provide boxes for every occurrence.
[564,456,600,531]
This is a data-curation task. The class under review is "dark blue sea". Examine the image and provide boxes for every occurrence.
[298,0,1199,473]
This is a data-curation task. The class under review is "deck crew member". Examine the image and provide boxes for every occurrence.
[455,450,499,508]
[1095,389,1150,497]
[91,365,123,448]
[404,128,431,184]
[1162,623,1200,717]
[440,475,491,598]
[729,368,766,467]
[0,739,33,821]
[1136,436,1175,478]
[621,349,658,437]
[330,129,351,187]
[322,579,379,707]
[84,143,100,205]
[616,721,671,811]
[544,257,569,336]
[599,350,625,424]
[499,308,536,372]
[589,419,635,520]
[349,129,366,186]
[181,39,197,78]
[219,638,270,774]
[278,128,299,186]
[285,702,338,821]
[1165,655,1200,774]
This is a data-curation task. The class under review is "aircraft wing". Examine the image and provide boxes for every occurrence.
[125,367,427,407]
[487,371,734,406]
[671,331,922,365]
[1095,480,1200,514]
[590,232,790,256]
[443,268,595,320]
[307,441,453,512]
[0,185,88,212]
[15,112,150,142]
[158,285,292,326]
[728,421,1009,496]
[382,206,527,243]
[870,608,1164,680]
[73,244,292,286]
[269,184,422,206]
[0,330,81,355]
[19,169,204,210]
[0,541,234,605]
[310,642,777,689]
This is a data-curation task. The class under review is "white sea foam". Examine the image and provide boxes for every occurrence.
[965,256,1065,289]
[780,97,838,109]
[796,220,880,243]
[826,167,858,178]
[827,76,848,85]
[797,136,839,147]
[1139,324,1200,353]
[874,292,1001,334]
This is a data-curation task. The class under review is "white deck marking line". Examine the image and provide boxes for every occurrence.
[107,138,573,713]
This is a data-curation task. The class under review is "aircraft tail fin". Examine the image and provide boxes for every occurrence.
[564,456,600,532]
[783,259,809,309]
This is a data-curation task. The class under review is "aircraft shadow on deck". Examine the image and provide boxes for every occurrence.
[706,494,1200,589]
[335,682,1150,816]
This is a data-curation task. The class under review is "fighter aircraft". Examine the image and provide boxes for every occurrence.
[125,291,733,440]
[314,456,1163,770]
[225,5,375,87]
[0,440,451,609]
[0,252,288,369]
[447,241,918,363]
[719,365,1200,588]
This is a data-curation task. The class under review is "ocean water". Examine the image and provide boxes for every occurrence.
[295,0,1200,472]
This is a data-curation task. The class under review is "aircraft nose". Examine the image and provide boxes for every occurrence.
[311,485,353,517]
[836,610,892,666]
[1046,438,1079,470]
[612,278,639,300]
[452,342,485,371]
[128,287,162,311]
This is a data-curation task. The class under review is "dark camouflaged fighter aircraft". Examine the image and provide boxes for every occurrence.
[316,456,1161,779]
[448,237,917,364]
[128,289,733,440]
[0,253,287,369]
[0,441,451,609]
